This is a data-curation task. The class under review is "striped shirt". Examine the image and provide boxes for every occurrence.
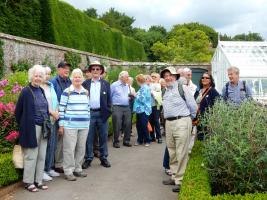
[59,85,90,129]
[162,81,197,119]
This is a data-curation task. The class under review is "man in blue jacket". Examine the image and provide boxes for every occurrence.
[82,61,112,168]
[50,61,71,173]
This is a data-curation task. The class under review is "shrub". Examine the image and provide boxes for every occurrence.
[179,141,267,200]
[0,153,22,187]
[11,60,32,72]
[202,101,267,194]
[64,51,81,70]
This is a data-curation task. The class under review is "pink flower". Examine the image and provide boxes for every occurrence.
[5,131,19,142]
[0,79,9,88]
[0,90,5,97]
[4,102,16,113]
[11,83,23,94]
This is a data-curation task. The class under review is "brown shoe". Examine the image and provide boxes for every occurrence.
[54,167,64,173]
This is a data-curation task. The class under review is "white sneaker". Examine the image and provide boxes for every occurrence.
[48,169,60,177]
[43,172,53,182]
[145,143,150,147]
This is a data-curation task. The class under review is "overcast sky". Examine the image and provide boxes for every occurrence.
[64,0,267,40]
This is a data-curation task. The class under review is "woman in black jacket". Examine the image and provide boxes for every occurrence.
[15,65,49,192]
[194,72,220,140]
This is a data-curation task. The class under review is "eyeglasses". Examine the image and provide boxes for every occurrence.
[91,68,101,71]
[201,77,210,80]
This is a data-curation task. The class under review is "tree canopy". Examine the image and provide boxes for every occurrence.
[151,27,212,63]
[84,8,98,19]
[99,8,135,36]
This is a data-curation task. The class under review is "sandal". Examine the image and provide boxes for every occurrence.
[25,184,39,192]
[35,183,48,190]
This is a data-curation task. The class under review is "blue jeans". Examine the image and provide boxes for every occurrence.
[85,111,108,161]
[163,146,170,169]
[136,112,150,144]
[45,123,57,172]
[149,106,161,140]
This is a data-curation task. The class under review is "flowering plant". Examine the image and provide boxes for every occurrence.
[0,77,24,153]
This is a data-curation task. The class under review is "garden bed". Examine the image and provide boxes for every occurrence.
[179,141,267,200]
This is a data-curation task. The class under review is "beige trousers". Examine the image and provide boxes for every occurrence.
[165,117,192,185]
[55,133,63,168]
[23,125,47,184]
[63,128,88,175]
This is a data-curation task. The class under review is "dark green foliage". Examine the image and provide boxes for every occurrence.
[202,101,267,194]
[0,0,42,40]
[64,51,81,71]
[49,0,146,61]
[179,141,267,200]
[11,59,32,72]
[133,27,167,61]
[220,32,264,41]
[0,40,4,78]
[0,153,22,187]
[84,7,98,19]
[100,7,135,37]
[0,0,146,61]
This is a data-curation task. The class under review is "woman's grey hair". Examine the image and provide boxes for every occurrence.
[145,75,152,81]
[227,66,240,75]
[28,65,46,82]
[70,68,84,82]
[43,66,51,74]
[183,67,192,73]
[118,71,129,79]
[128,77,134,85]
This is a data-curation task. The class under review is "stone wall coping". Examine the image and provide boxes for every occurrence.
[0,32,121,62]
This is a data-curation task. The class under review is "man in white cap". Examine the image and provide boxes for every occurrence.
[82,61,112,169]
[160,67,197,193]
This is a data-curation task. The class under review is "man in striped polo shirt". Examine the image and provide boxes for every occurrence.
[161,67,197,193]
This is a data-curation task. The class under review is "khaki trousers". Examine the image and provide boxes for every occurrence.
[165,117,192,185]
[23,125,47,184]
[63,128,88,175]
[55,125,63,168]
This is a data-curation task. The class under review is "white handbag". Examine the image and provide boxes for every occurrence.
[12,145,24,169]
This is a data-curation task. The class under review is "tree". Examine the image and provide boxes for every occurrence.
[151,28,212,63]
[232,32,264,41]
[99,8,135,36]
[132,26,167,61]
[84,8,98,19]
[171,22,218,47]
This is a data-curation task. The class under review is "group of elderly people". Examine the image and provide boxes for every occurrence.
[15,60,252,193]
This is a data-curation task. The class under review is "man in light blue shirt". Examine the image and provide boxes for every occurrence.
[222,66,252,105]
[111,71,132,148]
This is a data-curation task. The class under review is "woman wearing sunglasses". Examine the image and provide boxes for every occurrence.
[194,72,220,140]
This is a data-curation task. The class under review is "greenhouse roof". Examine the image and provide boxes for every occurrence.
[218,41,267,77]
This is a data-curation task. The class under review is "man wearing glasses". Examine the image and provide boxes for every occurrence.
[82,61,112,169]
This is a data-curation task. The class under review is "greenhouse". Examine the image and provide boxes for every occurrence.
[211,41,267,103]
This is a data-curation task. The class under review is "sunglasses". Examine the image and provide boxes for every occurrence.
[91,68,101,71]
[201,77,210,80]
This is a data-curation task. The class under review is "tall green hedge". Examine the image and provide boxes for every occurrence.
[0,0,42,41]
[0,0,146,61]
[49,0,146,61]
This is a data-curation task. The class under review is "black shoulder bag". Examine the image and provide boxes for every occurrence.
[28,86,52,139]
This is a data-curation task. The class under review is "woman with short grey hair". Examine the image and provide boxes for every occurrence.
[15,65,50,192]
[58,68,90,181]
[41,66,60,181]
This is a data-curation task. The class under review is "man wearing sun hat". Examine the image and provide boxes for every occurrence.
[160,67,197,193]
[82,60,112,169]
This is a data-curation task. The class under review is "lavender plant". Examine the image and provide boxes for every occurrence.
[202,101,267,195]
